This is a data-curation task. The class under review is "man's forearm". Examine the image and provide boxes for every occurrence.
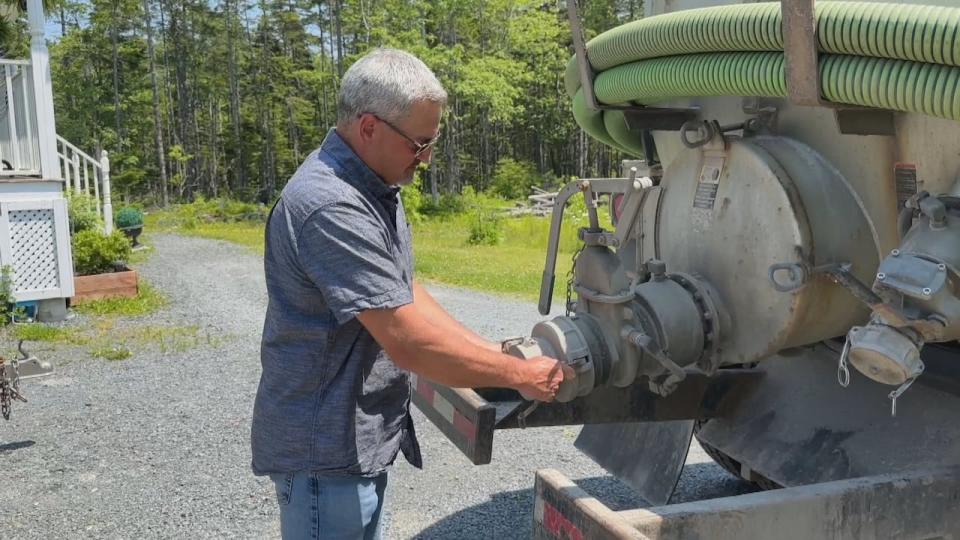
[358,303,524,389]
[413,281,501,352]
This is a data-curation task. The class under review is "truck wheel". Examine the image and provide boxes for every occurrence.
[694,422,781,491]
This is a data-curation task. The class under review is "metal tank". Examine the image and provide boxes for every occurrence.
[413,0,960,512]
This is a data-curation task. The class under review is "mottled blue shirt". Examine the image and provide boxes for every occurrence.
[251,129,421,476]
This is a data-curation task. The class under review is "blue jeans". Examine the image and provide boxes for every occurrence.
[270,471,388,540]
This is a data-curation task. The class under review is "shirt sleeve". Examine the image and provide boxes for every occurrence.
[297,201,413,324]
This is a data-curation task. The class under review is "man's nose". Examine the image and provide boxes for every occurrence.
[417,146,434,164]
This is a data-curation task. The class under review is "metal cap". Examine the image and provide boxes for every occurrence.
[647,259,667,281]
[847,325,923,386]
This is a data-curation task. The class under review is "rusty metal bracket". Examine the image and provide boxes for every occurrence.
[568,0,600,111]
[566,0,697,130]
[781,0,896,135]
[782,0,822,107]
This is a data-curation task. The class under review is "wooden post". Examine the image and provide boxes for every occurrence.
[101,150,113,234]
[27,0,60,180]
[4,65,20,171]
[72,152,80,192]
[19,65,36,172]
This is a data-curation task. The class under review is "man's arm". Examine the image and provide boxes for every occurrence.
[413,280,500,352]
[357,303,572,401]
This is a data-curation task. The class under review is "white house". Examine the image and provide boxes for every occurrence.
[0,0,112,321]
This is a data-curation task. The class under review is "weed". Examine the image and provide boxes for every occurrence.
[466,210,502,246]
[92,346,132,361]
[13,324,78,343]
[74,281,167,317]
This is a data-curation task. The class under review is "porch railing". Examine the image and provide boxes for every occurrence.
[0,59,40,176]
[57,135,113,234]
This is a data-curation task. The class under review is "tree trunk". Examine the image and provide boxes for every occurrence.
[227,0,247,192]
[444,99,460,193]
[111,1,123,148]
[143,0,169,206]
[316,0,329,127]
[289,98,301,165]
[333,0,344,76]
[429,159,439,203]
[157,0,177,185]
[210,96,220,197]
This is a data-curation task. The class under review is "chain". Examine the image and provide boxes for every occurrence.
[889,360,924,417]
[0,356,25,421]
[837,332,852,388]
[565,244,585,316]
[0,360,9,421]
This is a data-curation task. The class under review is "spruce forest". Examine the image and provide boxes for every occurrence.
[16,0,645,205]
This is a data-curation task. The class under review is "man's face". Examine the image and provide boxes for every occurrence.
[361,101,443,186]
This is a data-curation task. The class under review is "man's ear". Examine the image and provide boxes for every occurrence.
[357,113,378,143]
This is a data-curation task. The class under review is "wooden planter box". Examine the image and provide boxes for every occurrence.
[72,269,139,304]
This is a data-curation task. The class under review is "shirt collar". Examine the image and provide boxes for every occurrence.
[319,128,400,204]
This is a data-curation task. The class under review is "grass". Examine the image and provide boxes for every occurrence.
[182,221,265,252]
[412,213,586,300]
[8,318,216,362]
[6,254,207,362]
[146,195,613,300]
[128,244,156,265]
[147,210,265,254]
[73,281,168,317]
[91,346,132,361]
[13,323,79,343]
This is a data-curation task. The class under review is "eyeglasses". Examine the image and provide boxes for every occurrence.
[371,114,440,159]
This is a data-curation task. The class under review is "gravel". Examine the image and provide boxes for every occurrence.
[0,233,753,539]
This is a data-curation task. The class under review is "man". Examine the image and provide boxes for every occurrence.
[251,48,572,540]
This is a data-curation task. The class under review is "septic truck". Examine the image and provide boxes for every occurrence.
[413,0,960,537]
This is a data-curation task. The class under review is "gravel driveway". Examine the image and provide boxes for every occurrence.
[0,234,751,539]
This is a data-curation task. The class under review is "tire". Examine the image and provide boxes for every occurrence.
[694,421,781,491]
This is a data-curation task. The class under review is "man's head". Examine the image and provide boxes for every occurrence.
[336,48,447,186]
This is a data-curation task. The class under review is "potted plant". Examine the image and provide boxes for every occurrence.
[115,206,145,248]
[71,229,138,303]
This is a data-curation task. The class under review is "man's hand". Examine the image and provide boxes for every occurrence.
[516,356,577,402]
[358,304,577,398]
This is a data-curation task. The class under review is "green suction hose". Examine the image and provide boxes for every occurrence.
[570,2,960,154]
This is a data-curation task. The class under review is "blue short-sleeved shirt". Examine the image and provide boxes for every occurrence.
[251,129,421,477]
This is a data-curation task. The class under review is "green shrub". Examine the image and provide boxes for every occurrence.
[0,265,16,324]
[400,176,425,224]
[115,206,144,229]
[422,192,468,216]
[490,158,540,200]
[462,186,509,210]
[72,230,132,276]
[466,210,502,246]
[219,199,267,221]
[157,197,268,228]
[67,192,103,234]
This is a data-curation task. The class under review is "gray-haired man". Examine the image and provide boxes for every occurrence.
[251,48,573,539]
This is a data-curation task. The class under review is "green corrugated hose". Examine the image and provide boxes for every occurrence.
[570,1,960,154]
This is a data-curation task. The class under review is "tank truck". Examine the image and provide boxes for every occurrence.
[413,1,960,537]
